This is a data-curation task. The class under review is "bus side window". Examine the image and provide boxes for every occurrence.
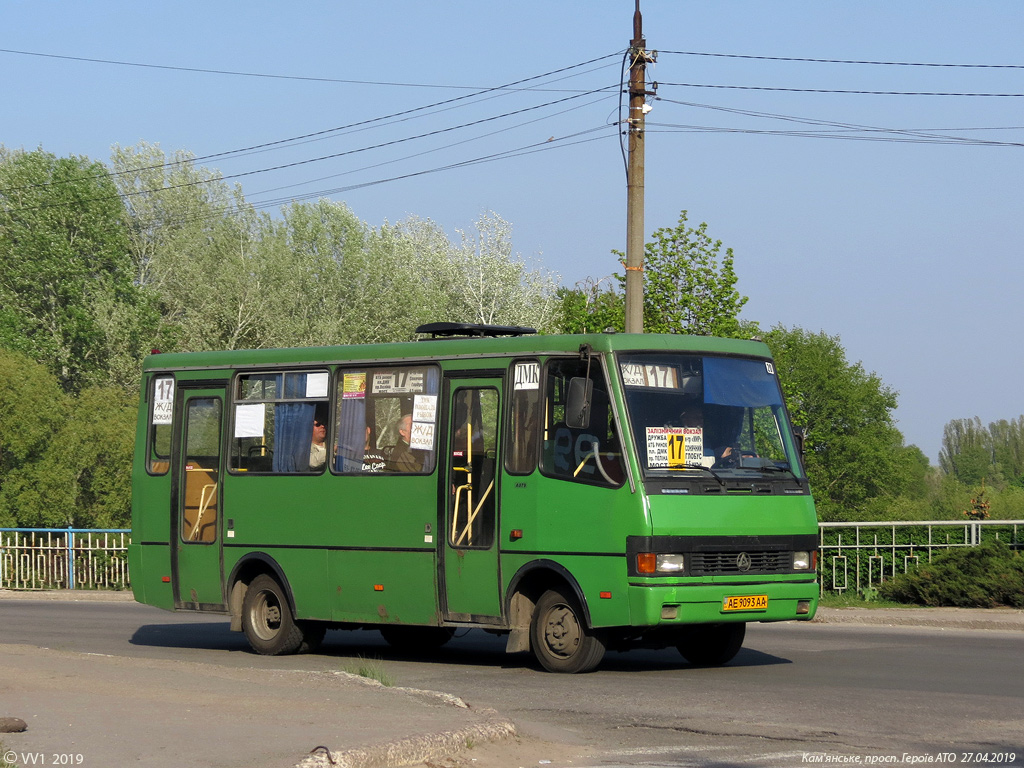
[506,360,540,474]
[540,359,625,488]
[149,375,174,475]
[230,370,330,474]
[333,366,440,474]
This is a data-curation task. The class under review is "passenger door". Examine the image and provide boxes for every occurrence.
[172,387,226,610]
[442,378,503,621]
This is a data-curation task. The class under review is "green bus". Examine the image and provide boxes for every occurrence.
[129,323,818,673]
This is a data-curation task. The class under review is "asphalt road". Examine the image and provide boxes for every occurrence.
[2,599,1022,767]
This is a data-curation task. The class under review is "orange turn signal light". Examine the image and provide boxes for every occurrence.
[637,553,656,574]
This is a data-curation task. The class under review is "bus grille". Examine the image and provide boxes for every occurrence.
[689,550,792,575]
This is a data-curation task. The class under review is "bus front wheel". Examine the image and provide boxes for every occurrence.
[530,587,605,673]
[242,573,312,655]
[676,623,745,666]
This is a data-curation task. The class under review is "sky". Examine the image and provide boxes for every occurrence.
[2,1,1022,463]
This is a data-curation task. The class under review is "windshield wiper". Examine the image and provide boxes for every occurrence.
[679,463,726,486]
[758,464,802,483]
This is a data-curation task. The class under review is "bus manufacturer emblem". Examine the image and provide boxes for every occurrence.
[736,552,752,572]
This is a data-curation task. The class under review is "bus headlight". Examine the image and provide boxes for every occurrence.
[637,553,686,574]
[656,554,685,573]
[793,550,812,570]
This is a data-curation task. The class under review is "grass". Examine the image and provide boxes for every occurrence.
[1,740,15,768]
[818,590,909,609]
[343,656,395,687]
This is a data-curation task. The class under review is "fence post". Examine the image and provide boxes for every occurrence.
[66,526,75,590]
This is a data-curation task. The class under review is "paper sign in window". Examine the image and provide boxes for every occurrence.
[305,372,329,398]
[514,362,540,390]
[621,363,680,389]
[234,403,266,438]
[343,372,367,399]
[646,426,703,468]
[410,421,435,451]
[152,378,175,425]
[372,369,424,394]
[413,394,437,424]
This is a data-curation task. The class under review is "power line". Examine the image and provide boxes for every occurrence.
[0,52,622,195]
[244,95,615,202]
[2,86,619,214]
[658,50,1024,69]
[141,128,617,228]
[0,46,621,90]
[656,82,1024,97]
[653,98,1024,147]
[647,122,1024,147]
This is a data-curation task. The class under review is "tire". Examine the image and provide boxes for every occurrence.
[530,587,605,673]
[379,626,455,651]
[676,623,746,666]
[241,574,306,655]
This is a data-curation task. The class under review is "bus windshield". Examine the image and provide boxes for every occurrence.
[618,353,804,480]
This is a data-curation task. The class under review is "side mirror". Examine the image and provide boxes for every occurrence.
[565,377,593,429]
[793,426,806,458]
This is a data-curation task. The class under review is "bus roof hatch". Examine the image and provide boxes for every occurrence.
[415,322,537,339]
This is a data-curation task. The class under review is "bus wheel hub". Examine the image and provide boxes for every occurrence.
[544,605,581,655]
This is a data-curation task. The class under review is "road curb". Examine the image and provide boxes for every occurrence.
[812,606,1024,632]
[293,673,517,768]
[0,589,134,601]
[295,712,517,768]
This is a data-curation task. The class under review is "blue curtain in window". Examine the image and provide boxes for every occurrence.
[273,373,315,472]
[335,380,367,472]
[703,358,782,408]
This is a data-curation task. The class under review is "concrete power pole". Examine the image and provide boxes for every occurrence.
[624,0,655,333]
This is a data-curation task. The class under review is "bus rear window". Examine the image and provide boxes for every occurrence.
[148,375,174,475]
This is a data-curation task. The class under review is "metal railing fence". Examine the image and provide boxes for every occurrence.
[2,522,1023,593]
[0,528,131,590]
[819,520,1024,595]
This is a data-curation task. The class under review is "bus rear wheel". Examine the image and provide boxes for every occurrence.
[242,574,310,655]
[676,623,745,666]
[530,587,605,673]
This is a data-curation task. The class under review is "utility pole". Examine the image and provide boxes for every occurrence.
[624,0,655,333]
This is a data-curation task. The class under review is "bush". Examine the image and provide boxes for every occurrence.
[877,540,1024,608]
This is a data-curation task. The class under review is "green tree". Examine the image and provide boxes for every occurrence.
[557,277,624,334]
[763,325,912,521]
[263,199,369,346]
[416,211,561,333]
[0,349,66,527]
[939,417,993,487]
[988,416,1024,485]
[0,349,134,528]
[111,142,271,353]
[114,142,558,349]
[0,147,144,391]
[560,211,751,337]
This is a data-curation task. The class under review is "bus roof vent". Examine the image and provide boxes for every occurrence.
[415,322,537,340]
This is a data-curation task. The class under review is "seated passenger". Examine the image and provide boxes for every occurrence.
[309,418,327,469]
[385,414,423,472]
[361,426,386,472]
